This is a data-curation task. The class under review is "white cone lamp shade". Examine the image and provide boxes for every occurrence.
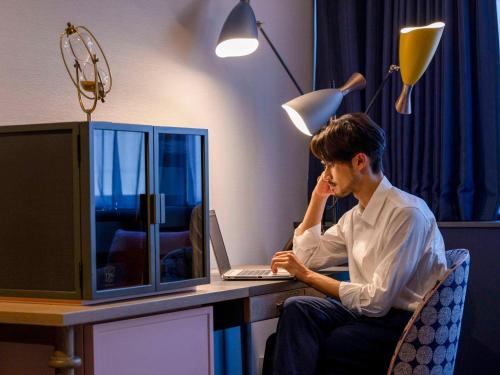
[282,73,366,136]
[282,90,343,136]
[395,22,445,114]
[216,1,259,58]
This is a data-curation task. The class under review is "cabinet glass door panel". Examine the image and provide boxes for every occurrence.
[93,129,150,290]
[158,133,204,283]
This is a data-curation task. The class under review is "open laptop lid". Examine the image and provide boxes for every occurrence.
[209,210,231,275]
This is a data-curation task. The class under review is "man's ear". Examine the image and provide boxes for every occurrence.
[352,153,370,171]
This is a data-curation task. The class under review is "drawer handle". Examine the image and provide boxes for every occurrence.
[276,290,304,314]
[276,301,285,315]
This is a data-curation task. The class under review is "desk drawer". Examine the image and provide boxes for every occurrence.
[244,288,306,322]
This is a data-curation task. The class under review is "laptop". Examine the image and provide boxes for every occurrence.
[209,210,294,280]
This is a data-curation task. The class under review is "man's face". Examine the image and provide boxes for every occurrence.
[322,159,359,198]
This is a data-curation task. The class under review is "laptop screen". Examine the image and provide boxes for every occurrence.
[209,210,231,275]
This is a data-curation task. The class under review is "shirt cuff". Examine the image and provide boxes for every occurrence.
[339,281,361,314]
[293,223,321,251]
[292,224,322,266]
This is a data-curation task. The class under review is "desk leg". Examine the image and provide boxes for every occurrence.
[48,326,82,375]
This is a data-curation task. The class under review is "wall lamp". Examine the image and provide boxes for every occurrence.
[365,22,445,115]
[216,1,444,133]
[395,22,445,114]
[215,0,365,136]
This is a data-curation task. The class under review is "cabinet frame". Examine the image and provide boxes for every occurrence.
[0,121,210,301]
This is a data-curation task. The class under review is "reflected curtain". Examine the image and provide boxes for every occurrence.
[158,134,202,207]
[186,136,202,205]
[94,130,146,210]
[310,0,500,221]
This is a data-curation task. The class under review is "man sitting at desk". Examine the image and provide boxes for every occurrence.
[268,113,447,375]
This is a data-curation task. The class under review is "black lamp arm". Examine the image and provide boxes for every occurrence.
[257,21,304,95]
[364,64,400,114]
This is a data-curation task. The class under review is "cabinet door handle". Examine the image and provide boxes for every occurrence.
[149,194,166,224]
[158,194,166,224]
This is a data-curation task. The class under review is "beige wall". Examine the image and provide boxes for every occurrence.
[0,0,313,265]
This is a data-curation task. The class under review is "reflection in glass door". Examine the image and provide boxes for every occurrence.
[157,133,204,283]
[93,129,150,290]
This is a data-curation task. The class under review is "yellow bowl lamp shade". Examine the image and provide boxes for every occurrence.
[395,22,445,114]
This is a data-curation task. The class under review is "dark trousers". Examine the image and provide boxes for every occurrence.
[263,296,412,375]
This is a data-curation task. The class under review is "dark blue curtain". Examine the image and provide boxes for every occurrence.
[310,0,500,221]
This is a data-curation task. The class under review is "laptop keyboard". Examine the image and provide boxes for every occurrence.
[236,269,271,276]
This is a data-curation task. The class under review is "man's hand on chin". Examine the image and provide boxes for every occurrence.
[271,251,311,281]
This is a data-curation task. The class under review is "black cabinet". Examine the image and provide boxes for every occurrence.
[0,122,209,301]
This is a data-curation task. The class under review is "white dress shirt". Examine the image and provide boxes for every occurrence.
[293,176,447,317]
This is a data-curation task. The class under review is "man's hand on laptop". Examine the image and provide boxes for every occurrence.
[271,251,309,280]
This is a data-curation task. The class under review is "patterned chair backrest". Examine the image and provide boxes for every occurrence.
[387,249,470,375]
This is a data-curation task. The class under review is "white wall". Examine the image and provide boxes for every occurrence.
[0,0,312,265]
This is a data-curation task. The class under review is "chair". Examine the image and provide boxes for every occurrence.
[387,249,470,375]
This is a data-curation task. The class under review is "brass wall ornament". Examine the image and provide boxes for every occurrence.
[60,22,112,121]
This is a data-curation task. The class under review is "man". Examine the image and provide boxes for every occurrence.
[267,113,447,375]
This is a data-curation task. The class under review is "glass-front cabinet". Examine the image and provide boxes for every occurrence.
[85,122,209,300]
[0,121,209,301]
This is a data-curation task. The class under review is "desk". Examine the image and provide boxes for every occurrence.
[0,267,348,375]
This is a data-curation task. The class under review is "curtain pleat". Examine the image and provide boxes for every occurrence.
[311,0,500,221]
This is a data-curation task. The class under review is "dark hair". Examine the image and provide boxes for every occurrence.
[310,112,386,173]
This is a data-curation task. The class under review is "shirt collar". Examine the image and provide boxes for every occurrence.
[359,176,392,226]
